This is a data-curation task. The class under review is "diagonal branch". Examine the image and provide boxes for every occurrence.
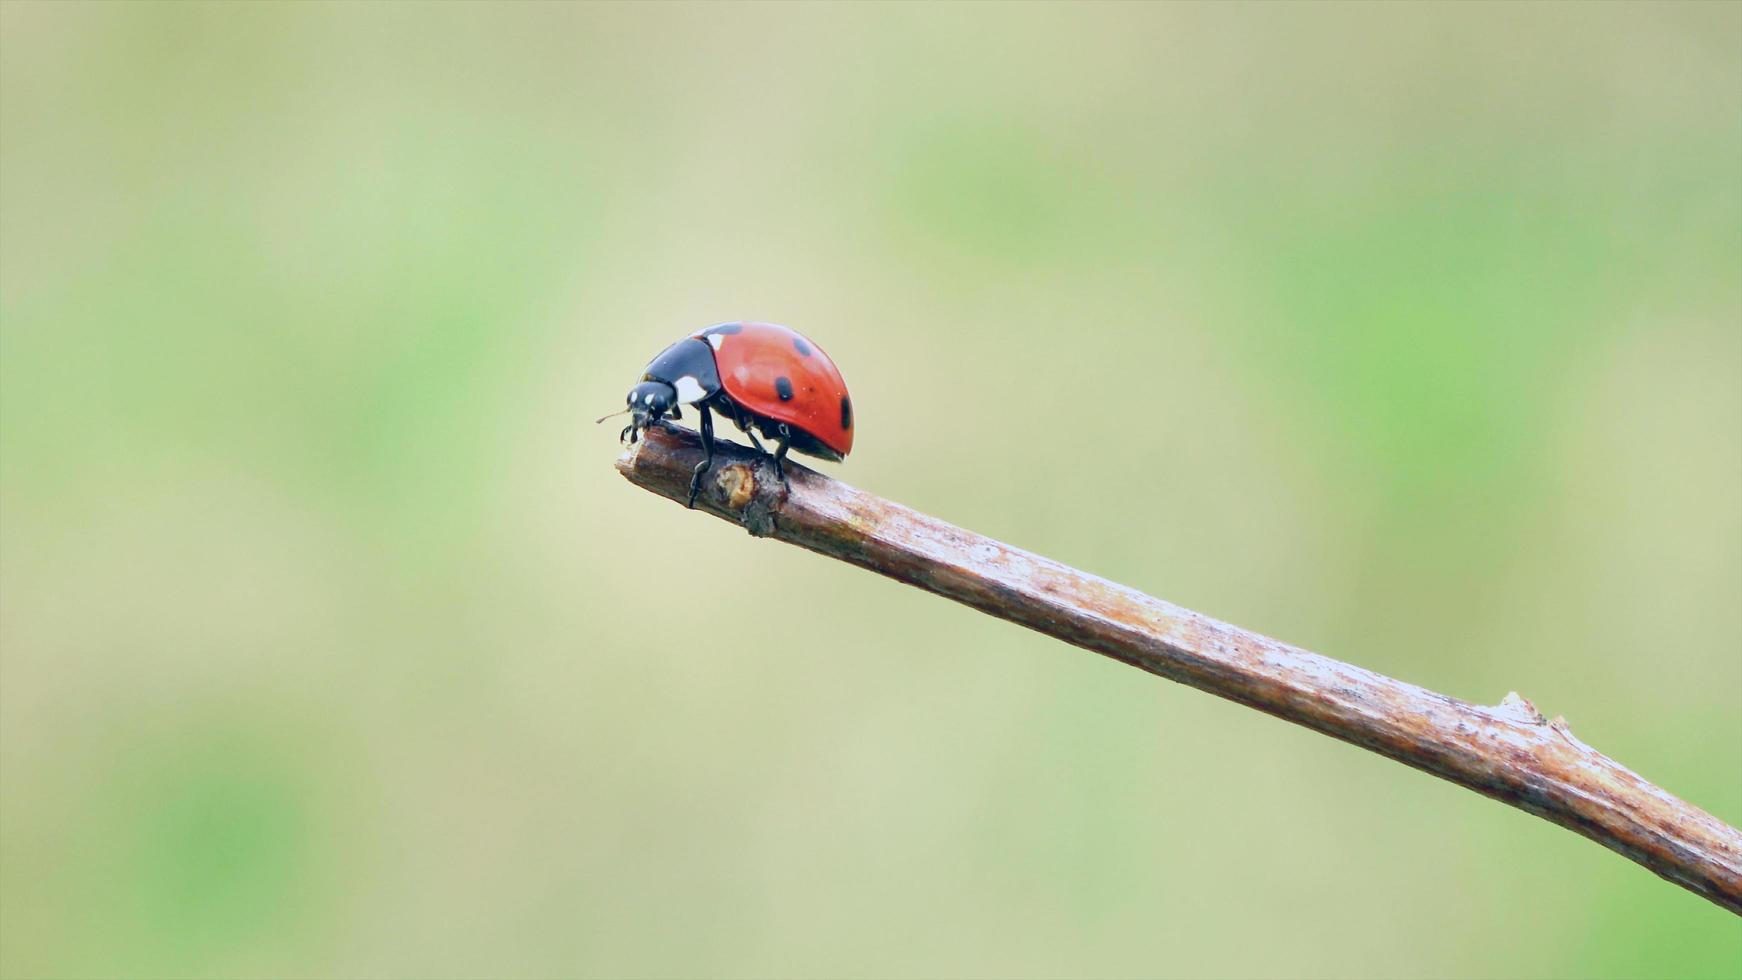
[615,423,1742,914]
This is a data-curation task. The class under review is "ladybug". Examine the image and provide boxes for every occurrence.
[607,322,854,507]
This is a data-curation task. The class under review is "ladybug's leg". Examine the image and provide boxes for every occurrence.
[772,424,792,487]
[725,401,766,454]
[687,405,715,509]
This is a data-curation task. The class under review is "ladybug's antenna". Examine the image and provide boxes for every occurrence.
[595,408,630,424]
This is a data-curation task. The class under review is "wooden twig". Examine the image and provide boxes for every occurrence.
[615,423,1742,914]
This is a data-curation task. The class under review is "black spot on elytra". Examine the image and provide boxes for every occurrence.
[700,322,743,335]
[840,395,853,430]
[792,337,812,356]
[775,376,794,401]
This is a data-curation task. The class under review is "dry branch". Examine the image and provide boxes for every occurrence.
[615,423,1742,914]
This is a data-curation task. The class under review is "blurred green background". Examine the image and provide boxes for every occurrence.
[2,3,1739,977]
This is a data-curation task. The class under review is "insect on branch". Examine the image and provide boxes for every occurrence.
[615,422,1742,915]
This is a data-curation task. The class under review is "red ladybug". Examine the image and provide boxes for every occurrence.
[608,322,854,506]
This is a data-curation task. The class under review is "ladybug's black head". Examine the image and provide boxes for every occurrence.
[621,380,676,444]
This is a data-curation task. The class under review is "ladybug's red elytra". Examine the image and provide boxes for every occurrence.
[610,322,853,507]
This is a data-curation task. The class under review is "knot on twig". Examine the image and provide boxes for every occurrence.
[1491,693,1589,747]
[714,460,782,537]
[1494,691,1548,726]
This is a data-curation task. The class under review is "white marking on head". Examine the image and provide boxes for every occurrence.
[672,375,707,404]
[644,393,656,406]
[706,333,727,351]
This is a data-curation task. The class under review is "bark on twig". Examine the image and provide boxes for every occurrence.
[615,423,1742,914]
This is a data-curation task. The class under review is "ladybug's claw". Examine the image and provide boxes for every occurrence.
[686,460,708,509]
[686,404,716,509]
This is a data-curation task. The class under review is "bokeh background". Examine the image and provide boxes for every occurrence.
[3,3,1739,978]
